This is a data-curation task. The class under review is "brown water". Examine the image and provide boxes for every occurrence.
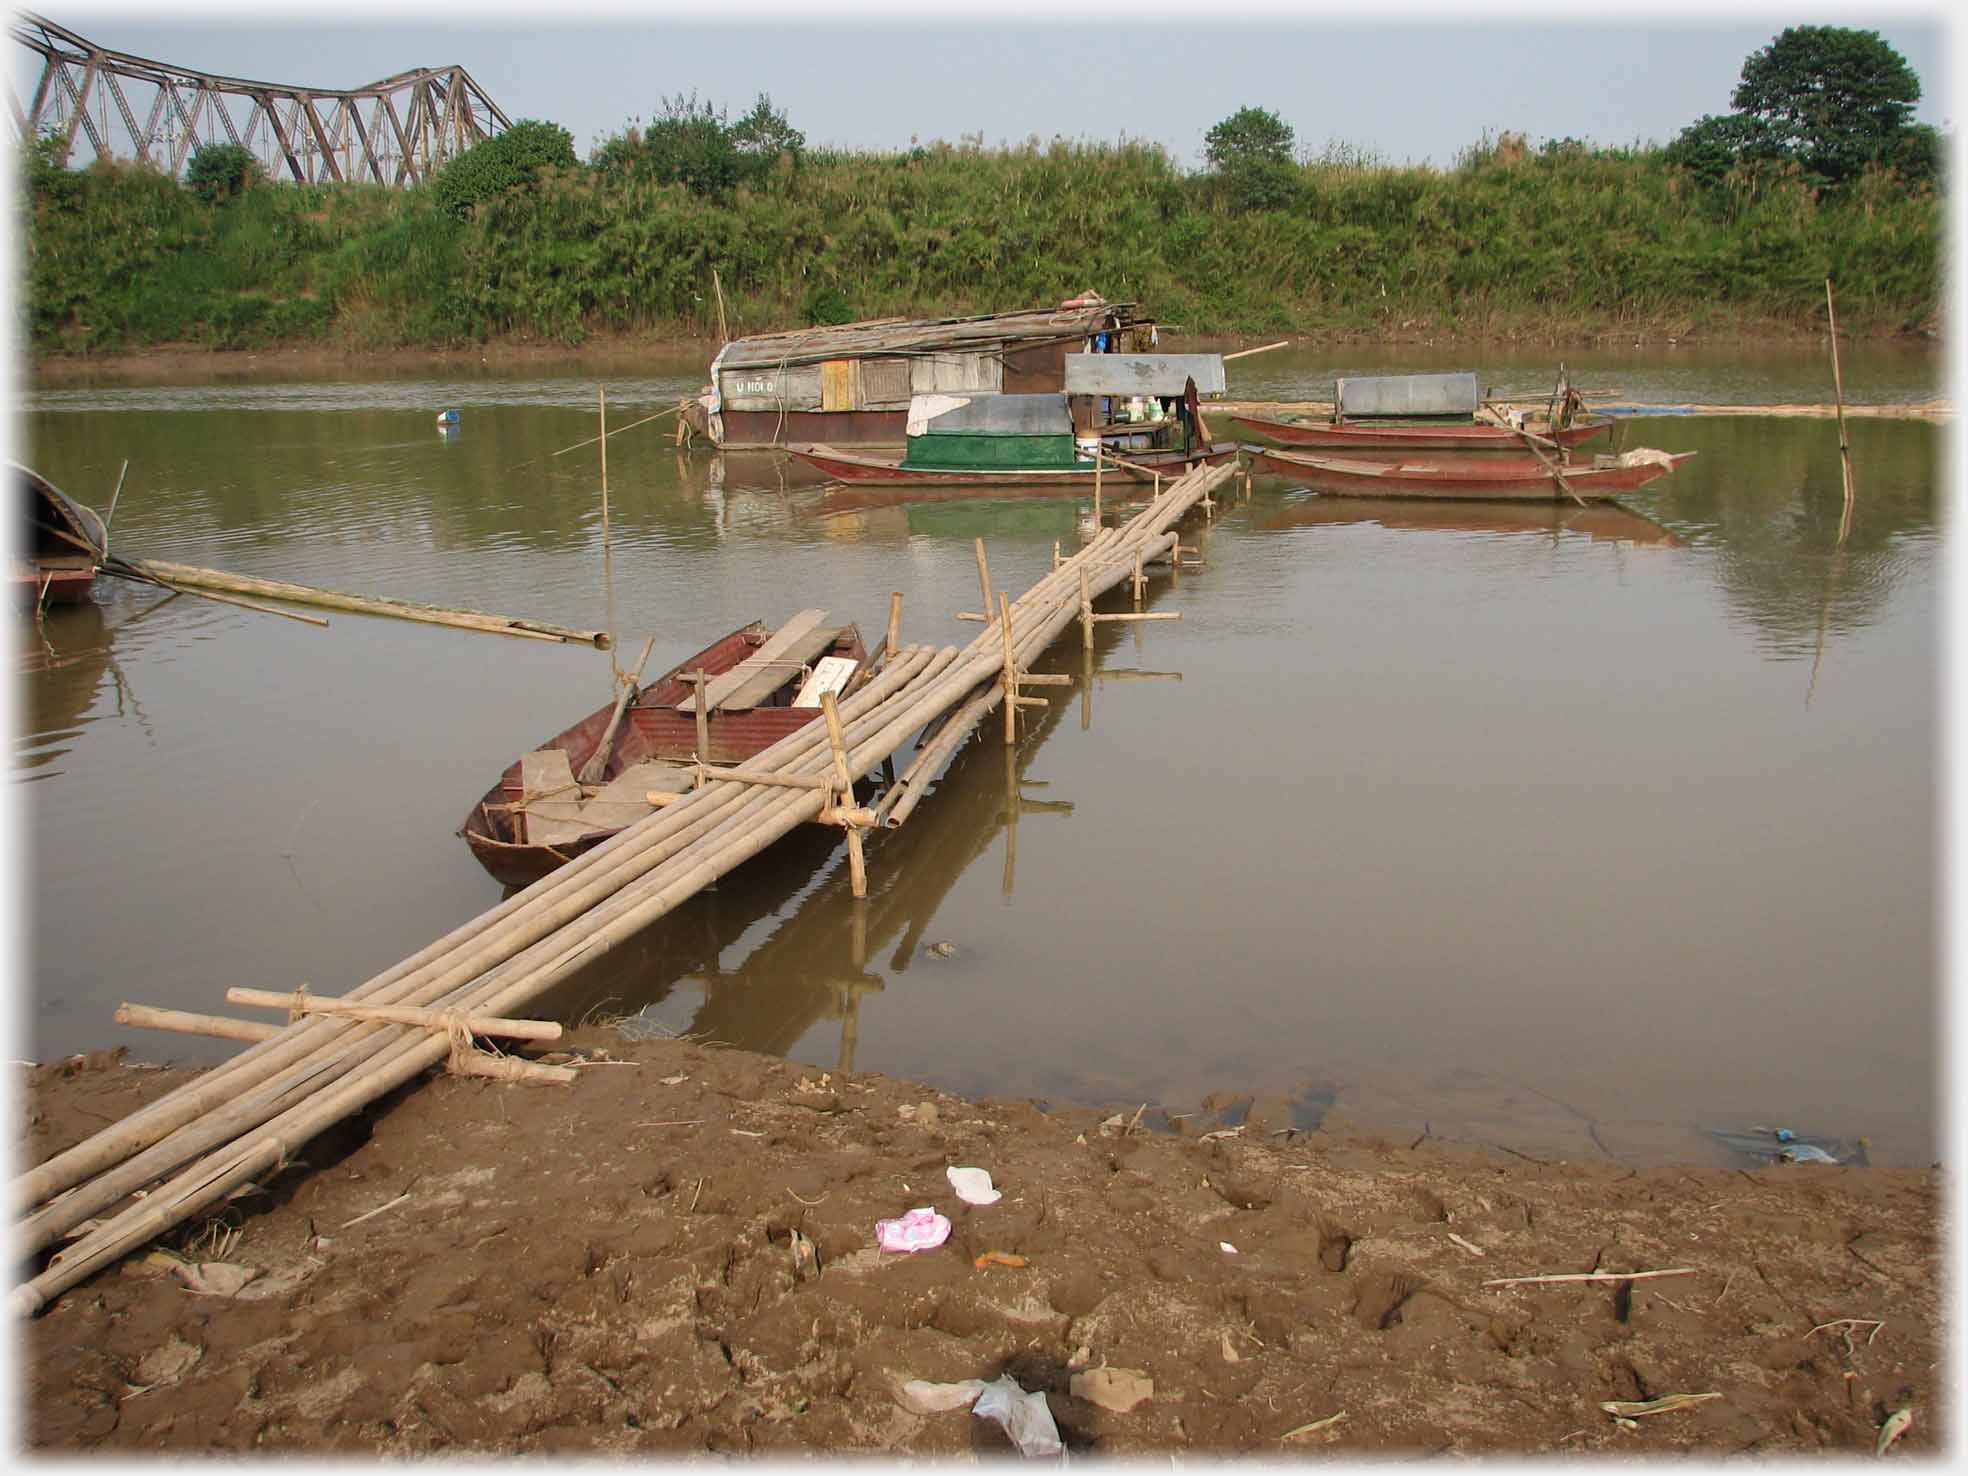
[11,344,1943,1167]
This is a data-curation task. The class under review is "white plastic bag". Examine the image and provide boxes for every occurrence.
[946,1166,1002,1205]
[972,1373,1063,1458]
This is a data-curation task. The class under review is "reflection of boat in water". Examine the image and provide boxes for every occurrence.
[1252,445,1695,501]
[15,463,107,605]
[1252,494,1684,548]
[461,615,869,888]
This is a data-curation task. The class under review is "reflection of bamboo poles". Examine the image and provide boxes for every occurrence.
[1826,278,1857,545]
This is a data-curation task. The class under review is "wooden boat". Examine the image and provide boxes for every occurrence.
[461,613,869,887]
[1251,446,1695,500]
[15,463,108,605]
[789,369,1245,487]
[786,439,1242,487]
[1229,411,1613,452]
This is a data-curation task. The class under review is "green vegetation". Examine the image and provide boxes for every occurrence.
[16,67,1942,357]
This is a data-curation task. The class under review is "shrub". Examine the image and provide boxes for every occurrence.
[185,142,258,204]
[431,119,576,218]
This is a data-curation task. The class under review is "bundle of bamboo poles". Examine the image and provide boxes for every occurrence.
[11,462,1236,1316]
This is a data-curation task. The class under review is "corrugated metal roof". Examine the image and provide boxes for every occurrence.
[714,301,1144,371]
[1062,353,1226,398]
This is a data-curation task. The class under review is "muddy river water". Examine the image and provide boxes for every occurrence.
[11,342,1944,1167]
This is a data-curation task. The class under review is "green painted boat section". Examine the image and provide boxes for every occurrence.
[900,430,1085,471]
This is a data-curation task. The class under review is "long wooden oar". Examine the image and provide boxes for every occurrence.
[1479,406,1587,507]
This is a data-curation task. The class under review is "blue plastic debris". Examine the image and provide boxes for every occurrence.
[1705,1125,1869,1167]
[435,408,460,426]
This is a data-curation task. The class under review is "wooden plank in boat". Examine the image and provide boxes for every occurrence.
[577,761,696,830]
[517,749,592,847]
[670,609,828,713]
[793,654,859,708]
[719,625,844,711]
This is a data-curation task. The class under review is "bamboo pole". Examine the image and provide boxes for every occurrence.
[223,988,562,1041]
[1825,277,1857,545]
[694,669,711,759]
[115,1004,276,1044]
[1222,340,1289,362]
[885,592,903,662]
[109,558,611,648]
[578,635,655,786]
[99,561,332,628]
[999,592,1018,745]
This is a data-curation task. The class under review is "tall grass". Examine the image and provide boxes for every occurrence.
[17,133,1941,354]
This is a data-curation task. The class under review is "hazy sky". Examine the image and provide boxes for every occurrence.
[14,1,1954,172]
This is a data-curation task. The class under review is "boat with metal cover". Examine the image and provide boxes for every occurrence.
[787,360,1241,487]
[1233,369,1612,454]
[1251,445,1696,500]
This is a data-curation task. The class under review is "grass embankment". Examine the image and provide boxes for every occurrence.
[18,136,1942,357]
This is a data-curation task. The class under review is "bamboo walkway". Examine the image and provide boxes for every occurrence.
[10,461,1239,1317]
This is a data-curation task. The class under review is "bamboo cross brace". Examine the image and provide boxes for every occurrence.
[225,987,563,1041]
[690,763,830,792]
[115,1003,278,1044]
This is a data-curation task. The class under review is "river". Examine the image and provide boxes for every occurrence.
[12,341,1944,1167]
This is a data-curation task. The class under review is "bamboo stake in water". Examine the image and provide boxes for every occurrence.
[599,387,620,677]
[1825,277,1857,545]
[973,538,994,627]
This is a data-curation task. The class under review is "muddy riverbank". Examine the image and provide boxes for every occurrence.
[22,320,1934,390]
[20,1039,1943,1457]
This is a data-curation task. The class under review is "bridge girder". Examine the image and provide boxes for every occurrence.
[9,11,512,185]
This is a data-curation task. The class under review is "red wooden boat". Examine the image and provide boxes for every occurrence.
[785,440,1242,487]
[1230,411,1613,452]
[15,463,107,605]
[461,614,868,887]
[1251,446,1695,500]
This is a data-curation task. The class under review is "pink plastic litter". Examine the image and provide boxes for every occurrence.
[875,1206,952,1253]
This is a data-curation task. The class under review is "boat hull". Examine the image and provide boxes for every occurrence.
[1231,413,1612,452]
[785,442,1242,487]
[461,621,868,888]
[1252,447,1694,500]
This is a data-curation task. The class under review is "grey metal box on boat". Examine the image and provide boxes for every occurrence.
[1335,372,1480,419]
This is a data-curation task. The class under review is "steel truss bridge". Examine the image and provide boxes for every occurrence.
[9,12,510,185]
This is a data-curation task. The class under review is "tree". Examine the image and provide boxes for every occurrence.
[1677,26,1933,187]
[431,119,576,218]
[730,93,805,184]
[185,142,259,204]
[1202,105,1298,211]
[638,93,741,197]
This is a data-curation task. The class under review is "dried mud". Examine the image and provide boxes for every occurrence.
[18,1040,1944,1457]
